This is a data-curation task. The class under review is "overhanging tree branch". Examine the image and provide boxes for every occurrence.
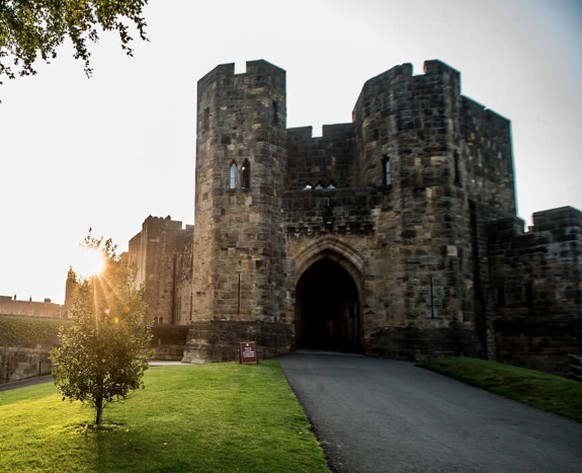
[0,0,148,88]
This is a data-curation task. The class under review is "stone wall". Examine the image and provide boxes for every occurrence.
[488,206,582,375]
[0,346,52,383]
[0,321,190,383]
[282,187,378,237]
[173,228,194,324]
[468,201,517,358]
[286,124,354,190]
[460,97,516,214]
[182,320,292,363]
[0,295,64,318]
[150,324,190,361]
[367,321,481,359]
[495,317,582,376]
[489,207,582,319]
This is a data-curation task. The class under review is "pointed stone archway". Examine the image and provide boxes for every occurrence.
[294,238,364,353]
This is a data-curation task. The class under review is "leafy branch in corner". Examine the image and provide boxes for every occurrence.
[0,0,148,88]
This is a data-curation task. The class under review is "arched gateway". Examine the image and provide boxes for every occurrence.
[294,239,364,352]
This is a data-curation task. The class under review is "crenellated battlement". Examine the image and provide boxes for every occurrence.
[288,123,353,141]
[359,62,414,94]
[354,60,460,114]
[197,59,285,89]
[142,215,185,231]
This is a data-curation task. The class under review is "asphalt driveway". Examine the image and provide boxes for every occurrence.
[279,352,582,473]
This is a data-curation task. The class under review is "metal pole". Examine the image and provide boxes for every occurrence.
[430,276,435,319]
[238,273,241,314]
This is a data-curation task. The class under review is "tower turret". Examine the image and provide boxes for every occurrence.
[184,60,292,362]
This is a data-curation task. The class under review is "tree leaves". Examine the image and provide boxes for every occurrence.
[0,0,148,86]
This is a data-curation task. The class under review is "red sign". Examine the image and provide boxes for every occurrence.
[239,341,258,364]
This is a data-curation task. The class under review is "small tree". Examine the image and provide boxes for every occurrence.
[51,233,153,426]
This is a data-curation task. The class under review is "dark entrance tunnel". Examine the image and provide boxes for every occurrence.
[295,257,361,352]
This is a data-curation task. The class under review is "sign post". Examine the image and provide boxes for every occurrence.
[239,341,258,364]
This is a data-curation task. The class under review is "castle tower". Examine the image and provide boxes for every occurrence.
[347,62,472,348]
[350,60,515,357]
[127,216,193,325]
[184,60,293,362]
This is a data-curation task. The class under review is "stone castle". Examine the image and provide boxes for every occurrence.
[124,60,581,370]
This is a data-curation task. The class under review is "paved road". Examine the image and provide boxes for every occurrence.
[279,352,582,473]
[0,375,52,391]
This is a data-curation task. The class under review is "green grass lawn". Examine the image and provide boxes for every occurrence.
[420,357,582,423]
[0,361,330,473]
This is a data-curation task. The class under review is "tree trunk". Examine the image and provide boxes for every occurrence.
[95,394,103,425]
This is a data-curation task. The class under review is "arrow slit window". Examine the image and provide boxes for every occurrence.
[241,159,251,189]
[383,156,392,186]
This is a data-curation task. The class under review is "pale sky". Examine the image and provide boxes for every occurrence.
[1,0,580,304]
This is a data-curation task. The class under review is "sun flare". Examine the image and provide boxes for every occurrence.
[73,247,106,278]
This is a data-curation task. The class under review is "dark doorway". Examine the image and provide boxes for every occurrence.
[295,257,361,352]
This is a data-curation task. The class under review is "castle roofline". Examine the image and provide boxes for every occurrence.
[197,59,285,88]
[359,59,460,89]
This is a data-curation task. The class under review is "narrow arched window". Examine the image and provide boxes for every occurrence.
[203,107,210,132]
[241,159,251,189]
[383,156,392,186]
[229,162,238,189]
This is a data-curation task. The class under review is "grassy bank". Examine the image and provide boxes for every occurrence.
[420,357,582,423]
[0,361,329,472]
[0,315,70,346]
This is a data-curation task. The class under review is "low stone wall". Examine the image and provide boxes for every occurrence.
[0,346,52,384]
[366,322,482,360]
[0,322,191,383]
[182,320,293,363]
[495,317,582,377]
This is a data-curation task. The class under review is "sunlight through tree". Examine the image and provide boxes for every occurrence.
[50,232,153,426]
